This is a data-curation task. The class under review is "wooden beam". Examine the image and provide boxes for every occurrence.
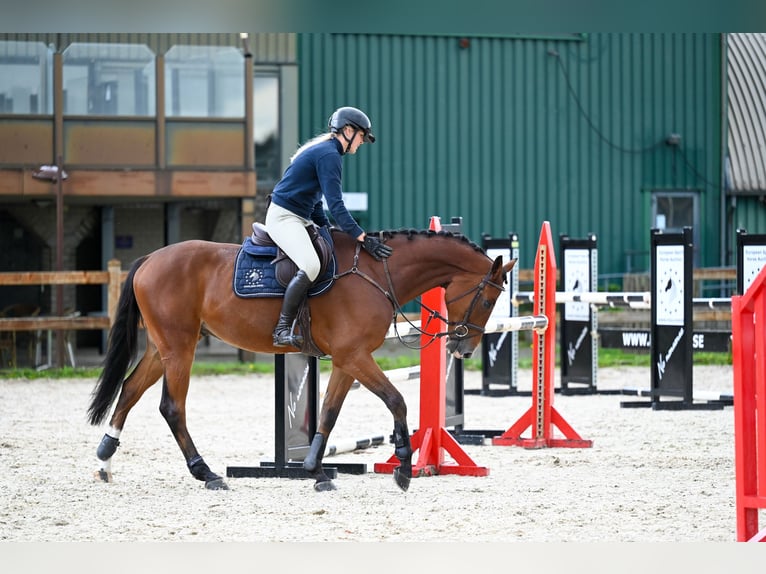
[0,270,112,286]
[0,168,256,199]
[0,316,110,332]
[693,267,736,281]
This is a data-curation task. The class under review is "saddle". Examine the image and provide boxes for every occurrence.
[234,222,335,357]
[249,222,334,288]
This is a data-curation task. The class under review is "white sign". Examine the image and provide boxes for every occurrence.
[655,244,685,326]
[487,247,511,319]
[322,192,368,212]
[742,245,766,293]
[564,248,590,322]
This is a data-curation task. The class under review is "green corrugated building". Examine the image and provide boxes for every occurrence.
[298,33,748,281]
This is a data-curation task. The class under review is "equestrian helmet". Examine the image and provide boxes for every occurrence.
[328,106,376,143]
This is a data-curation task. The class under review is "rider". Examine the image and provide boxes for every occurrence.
[266,106,393,348]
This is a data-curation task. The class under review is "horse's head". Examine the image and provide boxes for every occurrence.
[444,255,517,358]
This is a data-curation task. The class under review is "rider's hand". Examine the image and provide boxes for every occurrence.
[361,235,393,261]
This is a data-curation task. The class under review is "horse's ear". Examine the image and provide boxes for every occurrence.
[493,256,517,284]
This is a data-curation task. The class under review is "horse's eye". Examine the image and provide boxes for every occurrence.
[483,299,494,309]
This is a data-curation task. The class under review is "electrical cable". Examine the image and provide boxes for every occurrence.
[550,48,720,189]
[676,147,721,189]
[549,49,664,155]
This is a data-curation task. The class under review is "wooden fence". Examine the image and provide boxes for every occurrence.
[0,260,126,367]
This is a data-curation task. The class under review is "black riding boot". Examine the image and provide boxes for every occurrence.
[272,270,313,347]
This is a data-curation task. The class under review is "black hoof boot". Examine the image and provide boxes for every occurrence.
[305,433,335,491]
[391,421,413,492]
[96,433,120,461]
[189,455,228,490]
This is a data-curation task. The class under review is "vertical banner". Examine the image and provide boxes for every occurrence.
[281,353,318,461]
[559,233,598,394]
[650,227,693,405]
[480,232,521,396]
[621,227,723,411]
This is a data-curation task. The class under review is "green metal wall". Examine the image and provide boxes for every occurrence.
[297,33,725,278]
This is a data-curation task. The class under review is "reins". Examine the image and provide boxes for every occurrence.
[332,239,506,350]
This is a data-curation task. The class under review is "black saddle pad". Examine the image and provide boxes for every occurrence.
[233,229,336,298]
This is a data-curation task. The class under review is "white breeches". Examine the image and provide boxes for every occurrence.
[265,203,322,281]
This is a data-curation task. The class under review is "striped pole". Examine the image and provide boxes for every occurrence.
[514,291,731,310]
[483,315,548,334]
[514,291,651,309]
[325,435,385,457]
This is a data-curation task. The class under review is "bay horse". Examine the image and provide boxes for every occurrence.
[87,227,515,492]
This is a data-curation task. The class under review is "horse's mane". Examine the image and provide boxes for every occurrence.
[365,228,487,255]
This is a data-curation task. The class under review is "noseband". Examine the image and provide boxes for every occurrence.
[421,268,506,341]
[334,242,505,349]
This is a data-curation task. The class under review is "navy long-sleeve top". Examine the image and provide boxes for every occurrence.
[270,137,364,239]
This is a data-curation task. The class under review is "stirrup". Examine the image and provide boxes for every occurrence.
[273,327,303,348]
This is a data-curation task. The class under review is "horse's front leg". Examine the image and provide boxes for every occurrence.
[303,368,355,491]
[390,418,412,492]
[332,354,413,492]
[158,363,229,491]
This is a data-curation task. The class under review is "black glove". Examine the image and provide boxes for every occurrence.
[361,235,393,261]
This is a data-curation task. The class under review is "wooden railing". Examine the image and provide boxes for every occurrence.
[0,259,125,334]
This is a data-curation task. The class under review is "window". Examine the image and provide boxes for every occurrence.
[62,43,155,116]
[652,189,700,264]
[0,41,53,114]
[165,45,244,118]
[254,70,280,181]
[652,191,697,232]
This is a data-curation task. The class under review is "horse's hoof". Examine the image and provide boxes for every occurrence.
[393,468,410,492]
[314,480,336,492]
[205,478,229,490]
[93,469,112,483]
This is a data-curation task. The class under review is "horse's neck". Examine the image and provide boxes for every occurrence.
[389,239,476,303]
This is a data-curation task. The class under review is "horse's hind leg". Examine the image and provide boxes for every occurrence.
[303,367,356,491]
[95,345,164,482]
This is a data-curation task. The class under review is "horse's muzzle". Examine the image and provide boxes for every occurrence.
[446,337,475,359]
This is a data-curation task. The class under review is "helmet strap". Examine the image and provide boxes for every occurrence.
[339,125,358,154]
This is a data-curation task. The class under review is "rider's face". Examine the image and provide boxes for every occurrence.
[344,126,365,154]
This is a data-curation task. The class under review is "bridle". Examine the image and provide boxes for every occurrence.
[333,240,506,350]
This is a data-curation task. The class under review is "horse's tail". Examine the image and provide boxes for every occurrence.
[87,256,148,426]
